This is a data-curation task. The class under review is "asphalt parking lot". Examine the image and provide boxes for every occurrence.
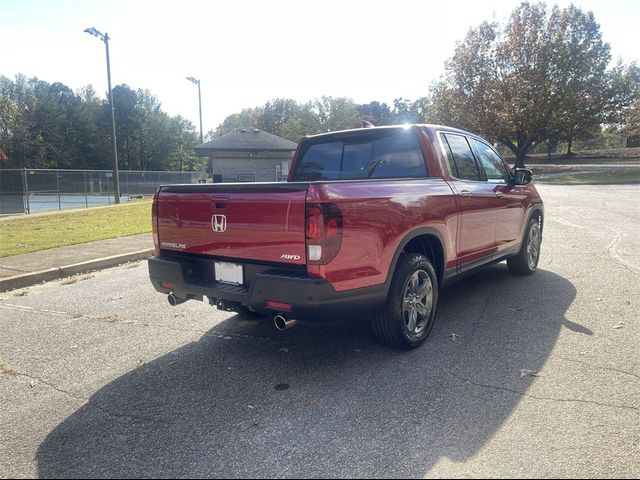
[0,184,638,478]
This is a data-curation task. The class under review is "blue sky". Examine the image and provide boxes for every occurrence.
[1,0,638,132]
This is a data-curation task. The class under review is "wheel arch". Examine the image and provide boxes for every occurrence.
[528,206,544,234]
[386,227,447,292]
[527,205,544,233]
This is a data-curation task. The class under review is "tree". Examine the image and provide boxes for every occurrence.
[606,64,640,136]
[0,75,200,171]
[313,96,360,132]
[428,1,633,167]
[211,107,261,138]
[111,84,140,170]
[357,101,393,126]
[0,75,38,168]
[257,98,300,137]
[392,97,429,124]
[622,95,640,136]
[212,96,361,142]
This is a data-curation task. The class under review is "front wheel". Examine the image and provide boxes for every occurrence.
[507,217,542,275]
[372,253,438,349]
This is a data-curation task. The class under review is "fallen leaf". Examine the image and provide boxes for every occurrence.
[279,347,289,353]
[29,378,39,388]
[520,369,542,378]
[613,322,625,329]
[137,358,145,367]
[303,400,314,407]
[449,333,460,342]
[247,405,255,409]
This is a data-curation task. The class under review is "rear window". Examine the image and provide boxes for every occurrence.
[291,129,427,181]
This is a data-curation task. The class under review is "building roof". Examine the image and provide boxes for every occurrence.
[194,127,298,156]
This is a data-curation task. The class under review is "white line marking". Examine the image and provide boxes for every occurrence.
[0,303,68,316]
[549,216,585,229]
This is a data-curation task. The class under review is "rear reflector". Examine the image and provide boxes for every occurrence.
[308,245,322,261]
[267,301,292,311]
[161,281,176,290]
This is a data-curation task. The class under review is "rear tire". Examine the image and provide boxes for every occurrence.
[372,253,438,350]
[507,217,542,275]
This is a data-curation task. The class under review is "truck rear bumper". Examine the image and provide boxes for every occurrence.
[148,255,387,321]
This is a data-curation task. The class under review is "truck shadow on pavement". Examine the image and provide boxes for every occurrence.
[37,265,577,478]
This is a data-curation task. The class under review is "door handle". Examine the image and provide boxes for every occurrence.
[494,192,504,198]
[459,190,472,197]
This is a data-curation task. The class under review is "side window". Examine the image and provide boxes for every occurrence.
[470,138,509,183]
[443,134,481,181]
[439,133,458,177]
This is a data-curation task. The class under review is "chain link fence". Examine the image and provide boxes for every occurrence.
[0,169,201,215]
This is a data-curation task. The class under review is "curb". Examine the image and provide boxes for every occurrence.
[0,249,153,293]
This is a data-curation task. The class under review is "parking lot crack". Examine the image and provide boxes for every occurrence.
[449,372,639,412]
[9,371,87,404]
[499,347,640,380]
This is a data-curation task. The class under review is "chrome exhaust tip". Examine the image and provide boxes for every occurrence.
[168,292,187,306]
[274,314,298,331]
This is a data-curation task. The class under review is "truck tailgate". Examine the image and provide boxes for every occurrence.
[156,183,308,265]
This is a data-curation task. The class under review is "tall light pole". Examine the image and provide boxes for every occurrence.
[85,27,120,203]
[186,76,205,181]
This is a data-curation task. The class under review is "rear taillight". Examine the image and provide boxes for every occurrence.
[306,203,343,264]
[152,190,160,256]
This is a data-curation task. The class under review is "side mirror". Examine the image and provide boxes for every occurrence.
[513,168,533,185]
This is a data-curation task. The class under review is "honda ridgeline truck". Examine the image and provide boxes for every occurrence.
[148,125,543,349]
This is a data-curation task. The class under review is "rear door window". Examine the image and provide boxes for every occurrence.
[442,134,482,181]
[292,129,427,181]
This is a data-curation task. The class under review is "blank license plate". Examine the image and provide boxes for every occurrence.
[215,262,243,285]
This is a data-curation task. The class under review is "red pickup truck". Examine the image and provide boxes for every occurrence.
[149,125,543,349]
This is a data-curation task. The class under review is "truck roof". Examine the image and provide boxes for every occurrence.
[302,124,480,141]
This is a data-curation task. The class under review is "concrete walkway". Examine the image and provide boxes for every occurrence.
[0,233,153,292]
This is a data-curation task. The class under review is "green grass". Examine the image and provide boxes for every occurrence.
[506,146,640,165]
[536,170,640,185]
[0,202,152,257]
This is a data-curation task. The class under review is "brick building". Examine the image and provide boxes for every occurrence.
[194,128,297,182]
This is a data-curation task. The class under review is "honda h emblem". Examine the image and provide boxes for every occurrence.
[211,214,227,233]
